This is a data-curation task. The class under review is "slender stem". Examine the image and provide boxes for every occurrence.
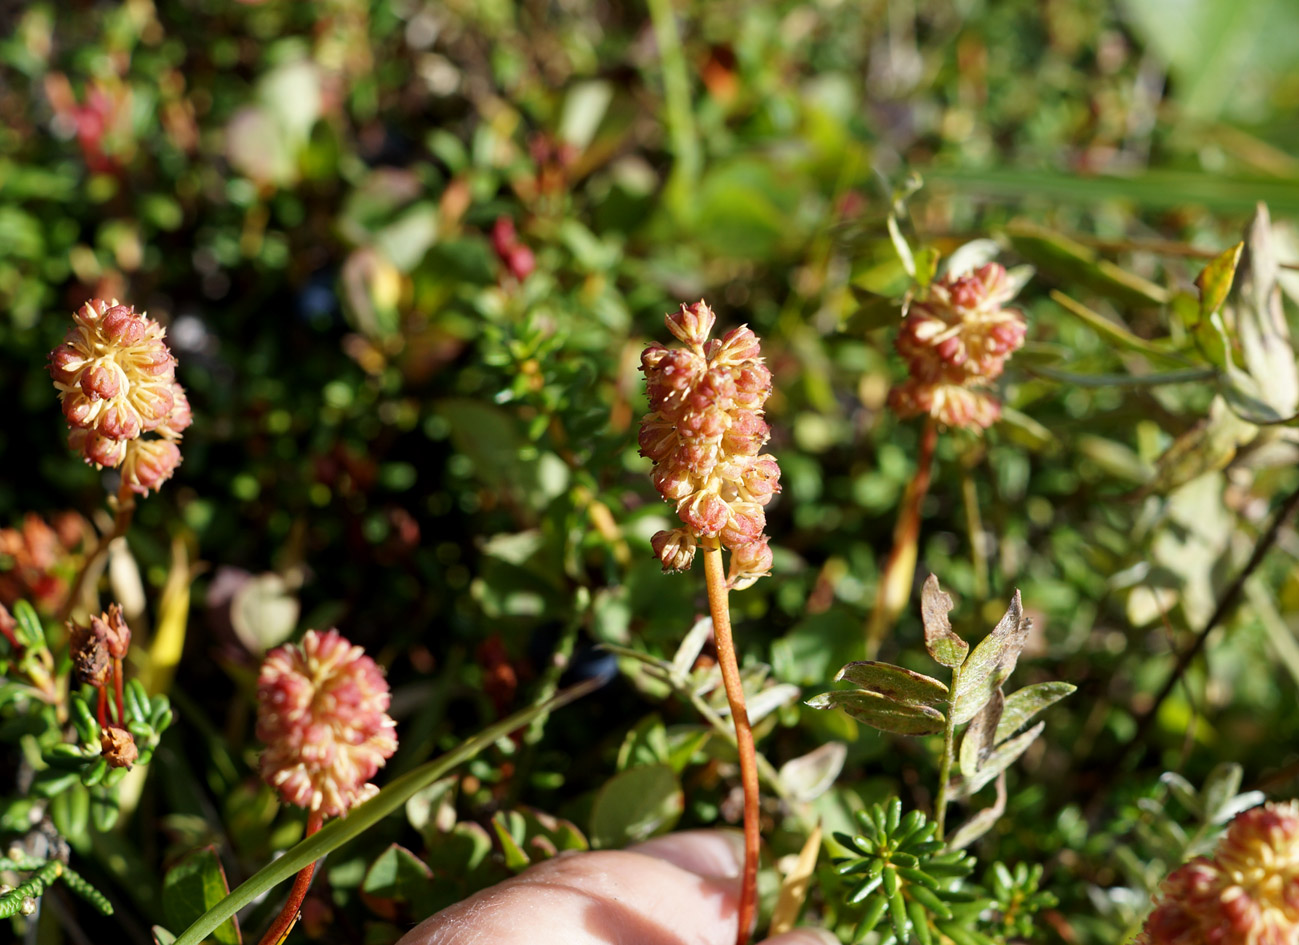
[96,685,108,729]
[867,418,939,655]
[60,480,137,623]
[112,657,125,725]
[1118,482,1299,765]
[960,464,988,606]
[702,542,759,945]
[257,812,324,945]
[934,662,962,841]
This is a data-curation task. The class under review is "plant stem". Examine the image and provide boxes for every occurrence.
[960,462,988,606]
[257,811,324,945]
[867,418,939,655]
[61,480,137,623]
[934,663,962,841]
[702,541,759,945]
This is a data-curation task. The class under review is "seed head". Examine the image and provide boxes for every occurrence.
[257,629,398,818]
[101,725,139,768]
[639,302,781,589]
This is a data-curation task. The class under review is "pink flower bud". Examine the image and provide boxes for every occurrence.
[98,400,143,441]
[651,528,697,572]
[720,501,765,547]
[122,439,182,495]
[651,463,694,501]
[665,300,717,347]
[712,325,761,364]
[79,362,121,400]
[678,491,730,536]
[638,419,677,462]
[727,537,773,590]
[101,305,147,346]
[70,428,129,468]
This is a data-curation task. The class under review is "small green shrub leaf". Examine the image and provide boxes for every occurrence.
[806,690,945,736]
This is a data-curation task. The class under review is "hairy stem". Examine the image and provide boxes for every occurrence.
[702,542,759,945]
[934,663,962,841]
[867,418,939,655]
[257,811,324,945]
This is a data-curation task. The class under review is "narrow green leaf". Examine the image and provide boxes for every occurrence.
[950,592,1030,726]
[908,899,934,945]
[1196,242,1244,317]
[887,215,915,277]
[994,682,1076,744]
[834,661,949,707]
[1201,763,1244,825]
[173,679,599,945]
[1006,220,1169,305]
[921,575,967,668]
[152,928,177,945]
[1028,364,1217,388]
[589,763,683,848]
[1049,290,1183,363]
[806,690,945,736]
[11,600,45,649]
[362,843,435,900]
[163,847,241,945]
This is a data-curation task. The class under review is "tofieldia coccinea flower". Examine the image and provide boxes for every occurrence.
[1139,800,1299,945]
[639,301,781,590]
[48,298,192,494]
[257,629,398,819]
[889,262,1027,430]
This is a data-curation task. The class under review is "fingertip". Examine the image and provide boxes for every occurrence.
[629,829,746,878]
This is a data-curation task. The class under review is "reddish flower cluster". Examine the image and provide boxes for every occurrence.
[257,629,398,818]
[49,299,191,493]
[491,217,535,283]
[889,262,1027,430]
[0,512,85,613]
[639,301,781,589]
[1140,801,1299,945]
[68,603,138,766]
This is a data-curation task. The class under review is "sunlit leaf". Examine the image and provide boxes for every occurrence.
[921,575,967,668]
[806,689,946,736]
[951,592,1029,725]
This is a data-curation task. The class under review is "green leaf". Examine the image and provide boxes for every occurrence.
[1201,763,1244,824]
[1028,364,1217,388]
[887,214,916,277]
[589,763,683,848]
[1196,242,1243,317]
[362,843,435,901]
[152,928,177,945]
[834,661,949,707]
[1048,290,1182,363]
[163,847,241,945]
[994,682,1076,744]
[805,690,945,736]
[1007,221,1169,306]
[11,599,45,649]
[961,722,1045,796]
[950,592,1029,726]
[921,575,968,668]
[617,714,671,770]
[172,680,598,945]
[1137,395,1257,496]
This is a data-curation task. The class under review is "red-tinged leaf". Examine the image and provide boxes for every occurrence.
[921,575,967,668]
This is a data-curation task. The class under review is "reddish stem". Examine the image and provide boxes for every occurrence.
[703,542,760,945]
[112,656,126,724]
[867,417,939,653]
[258,812,325,945]
[96,684,108,729]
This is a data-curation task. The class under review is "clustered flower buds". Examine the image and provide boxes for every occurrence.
[639,301,781,590]
[1139,800,1299,945]
[68,603,138,764]
[889,263,1027,430]
[257,629,398,818]
[49,298,191,494]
